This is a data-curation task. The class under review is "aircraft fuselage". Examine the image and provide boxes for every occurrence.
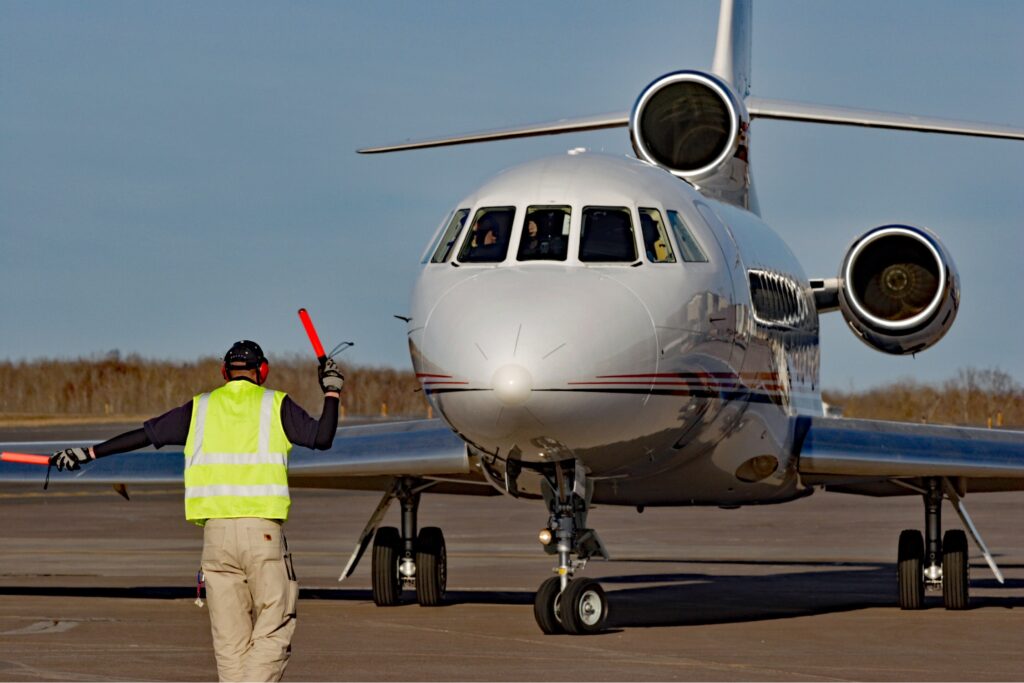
[409,153,820,506]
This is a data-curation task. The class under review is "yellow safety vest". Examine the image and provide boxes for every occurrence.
[183,381,292,525]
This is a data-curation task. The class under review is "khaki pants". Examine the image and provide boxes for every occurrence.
[201,518,298,682]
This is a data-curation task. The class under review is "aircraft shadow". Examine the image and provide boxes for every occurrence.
[0,561,1019,625]
[594,565,1024,630]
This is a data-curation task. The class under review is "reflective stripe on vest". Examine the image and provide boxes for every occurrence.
[183,382,292,525]
[186,484,290,499]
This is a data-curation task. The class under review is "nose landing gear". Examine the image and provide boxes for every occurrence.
[532,460,610,635]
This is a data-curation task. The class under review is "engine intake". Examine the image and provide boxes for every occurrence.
[838,225,959,355]
[630,70,747,182]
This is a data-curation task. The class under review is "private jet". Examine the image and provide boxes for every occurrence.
[3,0,1023,635]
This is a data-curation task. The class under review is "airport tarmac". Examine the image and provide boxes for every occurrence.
[1,426,1023,681]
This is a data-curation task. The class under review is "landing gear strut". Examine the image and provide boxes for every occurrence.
[896,477,1001,610]
[342,477,447,607]
[532,460,609,635]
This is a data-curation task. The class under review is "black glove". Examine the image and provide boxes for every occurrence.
[50,447,94,472]
[318,358,345,394]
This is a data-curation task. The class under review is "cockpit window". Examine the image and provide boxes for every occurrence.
[518,206,570,261]
[430,208,470,263]
[639,208,676,263]
[579,207,637,263]
[667,210,709,262]
[458,207,515,263]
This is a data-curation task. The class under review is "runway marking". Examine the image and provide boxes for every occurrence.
[0,619,79,635]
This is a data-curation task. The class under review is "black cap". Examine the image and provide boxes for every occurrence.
[224,340,266,369]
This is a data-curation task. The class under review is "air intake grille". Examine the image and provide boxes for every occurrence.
[748,270,812,328]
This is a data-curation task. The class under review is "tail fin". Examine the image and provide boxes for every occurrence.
[711,0,752,98]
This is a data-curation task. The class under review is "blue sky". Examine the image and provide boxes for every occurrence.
[1,0,1021,390]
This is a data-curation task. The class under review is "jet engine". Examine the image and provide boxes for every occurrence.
[838,224,959,355]
[629,70,749,204]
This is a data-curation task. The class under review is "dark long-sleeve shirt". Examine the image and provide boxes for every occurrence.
[92,380,339,457]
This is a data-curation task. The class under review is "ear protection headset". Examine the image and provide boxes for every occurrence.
[221,340,270,385]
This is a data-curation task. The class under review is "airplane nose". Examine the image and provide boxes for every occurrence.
[413,267,660,457]
[416,267,657,392]
[492,363,532,406]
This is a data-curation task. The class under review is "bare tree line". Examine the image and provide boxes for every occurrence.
[1,355,1020,427]
[823,368,1023,427]
[0,352,428,419]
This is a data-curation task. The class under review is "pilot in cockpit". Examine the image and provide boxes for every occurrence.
[520,220,542,256]
[469,215,503,260]
[469,216,492,247]
[520,215,566,260]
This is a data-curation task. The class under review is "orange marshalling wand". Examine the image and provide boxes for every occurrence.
[1,452,50,466]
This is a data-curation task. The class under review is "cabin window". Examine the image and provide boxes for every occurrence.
[430,208,470,263]
[579,207,637,263]
[639,208,676,263]
[518,206,570,261]
[667,210,709,263]
[458,207,516,263]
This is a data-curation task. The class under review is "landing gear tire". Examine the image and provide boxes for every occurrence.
[897,529,924,610]
[561,579,608,634]
[371,526,402,606]
[415,526,447,607]
[942,529,969,610]
[533,576,565,635]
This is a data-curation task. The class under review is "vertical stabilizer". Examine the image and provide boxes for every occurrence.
[711,0,752,98]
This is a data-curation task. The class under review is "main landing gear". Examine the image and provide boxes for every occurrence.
[532,460,610,635]
[896,477,1004,610]
[340,477,447,607]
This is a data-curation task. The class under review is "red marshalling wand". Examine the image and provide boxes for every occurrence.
[297,308,328,364]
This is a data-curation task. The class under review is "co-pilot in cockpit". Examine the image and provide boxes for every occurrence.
[518,207,570,261]
[459,207,515,263]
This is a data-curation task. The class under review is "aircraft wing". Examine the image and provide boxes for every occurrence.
[357,98,1024,154]
[795,415,1024,496]
[0,419,497,496]
[746,97,1024,140]
[356,112,629,154]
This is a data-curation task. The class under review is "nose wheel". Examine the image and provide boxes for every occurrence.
[561,579,608,634]
[532,460,610,635]
[533,576,564,634]
[533,577,608,635]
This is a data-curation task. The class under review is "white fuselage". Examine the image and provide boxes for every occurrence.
[408,152,821,506]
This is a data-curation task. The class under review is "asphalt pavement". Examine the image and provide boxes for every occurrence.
[1,425,1022,680]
